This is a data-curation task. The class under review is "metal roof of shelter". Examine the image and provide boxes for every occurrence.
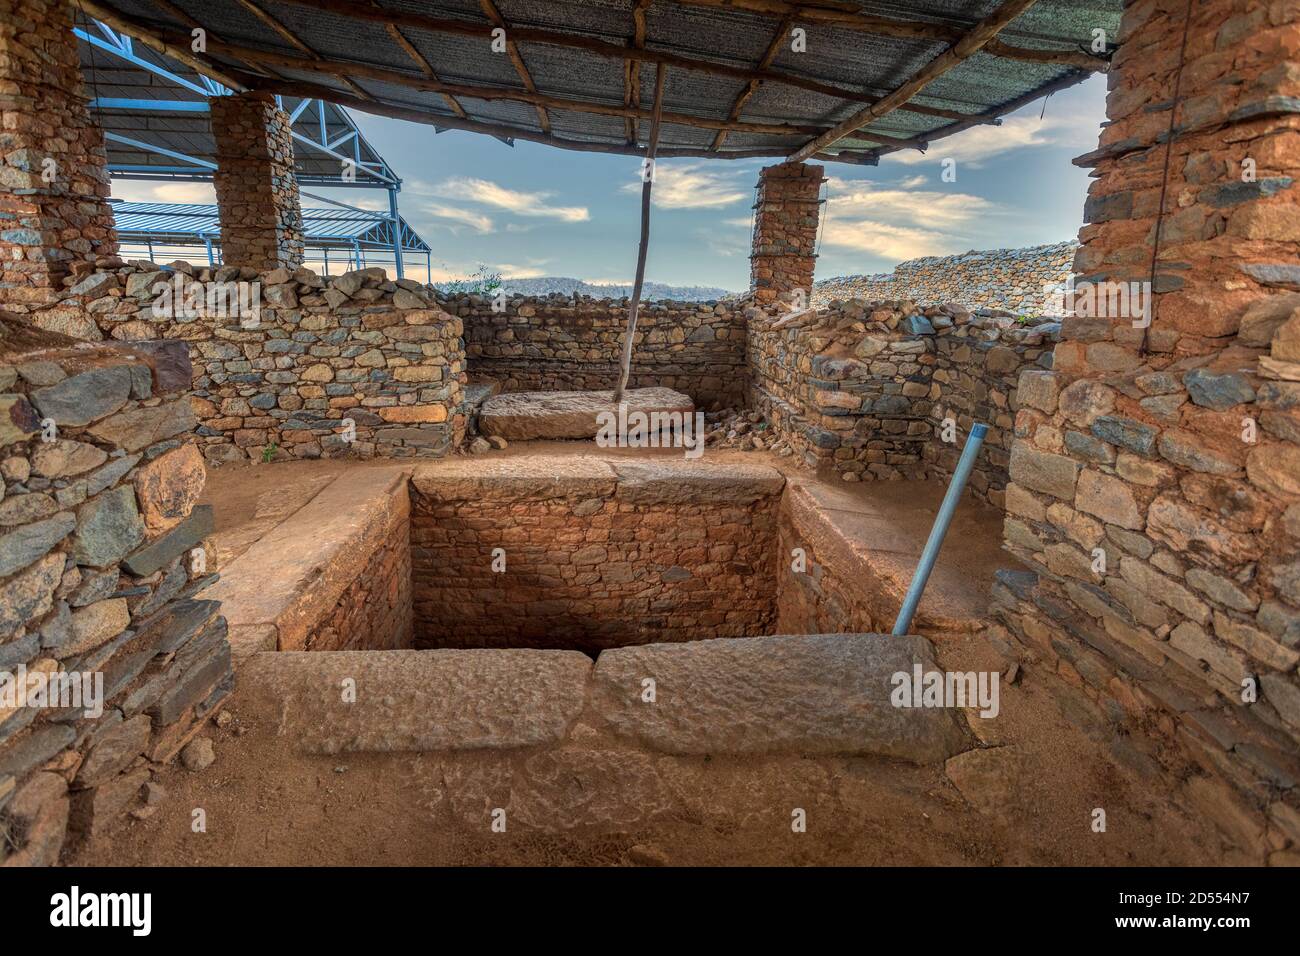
[76,15,399,186]
[80,0,1122,167]
[109,200,432,253]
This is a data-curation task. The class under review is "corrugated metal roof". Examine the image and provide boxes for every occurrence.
[108,200,431,251]
[85,0,1121,165]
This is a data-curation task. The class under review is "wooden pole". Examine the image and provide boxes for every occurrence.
[613,63,666,404]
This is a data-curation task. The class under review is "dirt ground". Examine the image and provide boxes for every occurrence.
[68,441,1228,866]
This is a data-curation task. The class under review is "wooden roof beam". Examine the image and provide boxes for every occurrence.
[243,73,880,165]
[711,13,793,151]
[789,0,1044,163]
[234,0,375,102]
[478,0,550,134]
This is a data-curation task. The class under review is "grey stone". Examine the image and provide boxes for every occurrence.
[0,724,76,780]
[1184,369,1256,411]
[591,633,967,762]
[73,486,144,568]
[30,367,133,427]
[121,504,213,576]
[902,314,935,335]
[0,512,75,578]
[1091,415,1159,456]
[84,454,140,497]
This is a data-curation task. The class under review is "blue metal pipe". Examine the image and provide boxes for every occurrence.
[891,422,988,636]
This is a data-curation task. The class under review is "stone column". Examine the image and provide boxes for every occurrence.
[210,91,304,271]
[0,0,117,305]
[749,162,824,304]
[995,0,1300,859]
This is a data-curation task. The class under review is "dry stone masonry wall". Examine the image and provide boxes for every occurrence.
[409,459,783,654]
[815,242,1079,316]
[747,296,1057,506]
[0,318,231,865]
[992,0,1300,862]
[0,0,117,305]
[24,260,467,462]
[455,293,747,409]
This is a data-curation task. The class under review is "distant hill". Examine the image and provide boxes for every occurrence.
[497,276,733,302]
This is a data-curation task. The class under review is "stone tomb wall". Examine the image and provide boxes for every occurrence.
[747,297,1055,506]
[0,319,231,865]
[24,261,467,463]
[409,459,783,654]
[453,293,748,409]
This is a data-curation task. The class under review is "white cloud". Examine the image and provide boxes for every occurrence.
[818,176,1001,261]
[885,115,1094,168]
[625,163,749,210]
[497,263,548,279]
[896,174,928,188]
[110,179,215,204]
[423,202,494,234]
[425,176,588,222]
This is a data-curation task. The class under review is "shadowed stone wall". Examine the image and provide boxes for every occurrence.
[409,459,783,654]
[454,293,748,409]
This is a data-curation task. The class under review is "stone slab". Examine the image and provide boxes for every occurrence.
[201,467,410,652]
[237,648,592,754]
[478,387,694,440]
[411,455,617,502]
[612,460,785,505]
[590,632,968,763]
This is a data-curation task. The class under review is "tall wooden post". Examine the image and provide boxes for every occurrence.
[612,63,666,403]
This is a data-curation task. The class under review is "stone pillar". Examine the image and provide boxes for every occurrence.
[210,91,304,270]
[0,0,117,305]
[749,162,824,304]
[995,0,1300,859]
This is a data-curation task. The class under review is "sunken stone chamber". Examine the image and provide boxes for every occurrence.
[409,458,785,653]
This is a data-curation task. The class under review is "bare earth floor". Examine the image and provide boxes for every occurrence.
[70,444,1226,866]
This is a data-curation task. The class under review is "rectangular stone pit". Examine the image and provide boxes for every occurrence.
[408,458,786,654]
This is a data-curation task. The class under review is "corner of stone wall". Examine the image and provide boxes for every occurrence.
[0,316,231,864]
[993,0,1300,863]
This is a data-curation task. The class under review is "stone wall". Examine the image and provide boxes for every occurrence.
[209,92,304,272]
[747,297,1056,505]
[750,162,825,304]
[25,261,467,462]
[409,459,782,653]
[454,293,747,409]
[993,0,1300,862]
[0,0,117,305]
[299,487,412,653]
[0,318,231,864]
[814,242,1079,315]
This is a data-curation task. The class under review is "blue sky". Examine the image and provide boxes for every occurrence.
[112,73,1106,291]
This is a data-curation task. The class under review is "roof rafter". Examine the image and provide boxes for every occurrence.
[152,30,930,147]
[711,13,793,151]
[243,74,881,165]
[79,0,247,91]
[789,0,1044,162]
[233,0,375,102]
[624,0,653,145]
[477,0,550,134]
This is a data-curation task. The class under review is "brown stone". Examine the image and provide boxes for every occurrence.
[133,443,205,535]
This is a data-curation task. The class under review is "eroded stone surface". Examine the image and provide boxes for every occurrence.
[238,649,591,754]
[479,387,694,440]
[590,633,968,762]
